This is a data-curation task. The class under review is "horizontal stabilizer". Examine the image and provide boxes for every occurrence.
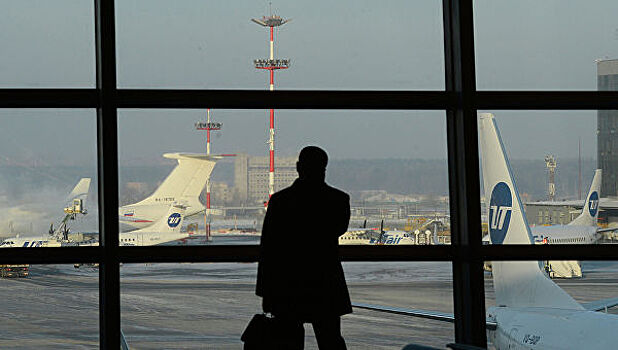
[352,302,497,330]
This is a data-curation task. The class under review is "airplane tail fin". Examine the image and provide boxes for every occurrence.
[479,113,582,309]
[66,178,91,203]
[134,153,220,209]
[134,202,187,234]
[568,169,601,226]
[63,178,91,215]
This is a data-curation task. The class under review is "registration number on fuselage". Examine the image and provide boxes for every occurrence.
[522,333,541,345]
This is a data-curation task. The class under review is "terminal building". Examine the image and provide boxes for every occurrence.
[233,153,298,205]
[523,60,618,230]
[597,59,618,197]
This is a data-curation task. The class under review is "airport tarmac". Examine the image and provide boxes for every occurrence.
[0,238,617,349]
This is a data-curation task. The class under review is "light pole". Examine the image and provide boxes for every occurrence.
[252,13,290,205]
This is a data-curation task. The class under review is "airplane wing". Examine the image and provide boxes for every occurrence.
[581,297,618,312]
[352,302,497,330]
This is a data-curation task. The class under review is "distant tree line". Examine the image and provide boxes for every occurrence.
[0,158,597,203]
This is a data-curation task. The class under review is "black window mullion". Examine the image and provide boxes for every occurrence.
[95,0,120,348]
[443,0,487,347]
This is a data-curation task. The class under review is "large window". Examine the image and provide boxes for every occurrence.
[1,1,617,349]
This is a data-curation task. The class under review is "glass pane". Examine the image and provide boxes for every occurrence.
[116,0,444,89]
[0,109,99,248]
[345,262,454,348]
[121,262,453,349]
[477,111,602,245]
[474,0,618,90]
[0,1,95,87]
[118,109,449,246]
[484,261,618,348]
[0,264,99,348]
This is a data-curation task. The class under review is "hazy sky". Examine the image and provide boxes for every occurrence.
[0,0,616,167]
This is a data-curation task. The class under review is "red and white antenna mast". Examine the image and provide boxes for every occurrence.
[195,109,222,240]
[252,10,290,205]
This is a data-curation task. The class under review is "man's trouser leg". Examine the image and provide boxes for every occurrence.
[276,315,305,350]
[312,316,347,350]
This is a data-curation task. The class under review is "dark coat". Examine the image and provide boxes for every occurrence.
[256,178,352,321]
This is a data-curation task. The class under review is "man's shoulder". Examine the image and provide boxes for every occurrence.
[269,187,294,202]
[325,184,350,201]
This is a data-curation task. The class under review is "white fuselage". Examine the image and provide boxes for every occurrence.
[339,230,415,245]
[118,230,189,246]
[1,230,188,248]
[371,230,415,245]
[120,201,202,231]
[0,236,63,248]
[339,230,373,244]
[531,225,598,245]
[483,225,598,246]
[488,306,618,349]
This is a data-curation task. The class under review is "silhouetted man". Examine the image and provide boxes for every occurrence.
[256,146,351,350]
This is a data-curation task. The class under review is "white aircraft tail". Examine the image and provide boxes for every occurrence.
[133,153,220,209]
[66,178,91,203]
[134,202,187,234]
[479,113,582,310]
[569,169,601,226]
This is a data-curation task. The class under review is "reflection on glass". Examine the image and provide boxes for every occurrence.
[478,112,618,348]
[0,264,99,348]
[484,261,618,349]
[475,0,618,90]
[0,0,95,87]
[116,0,444,89]
[478,111,600,246]
[0,110,99,248]
[118,110,449,246]
[345,262,453,348]
[121,262,452,349]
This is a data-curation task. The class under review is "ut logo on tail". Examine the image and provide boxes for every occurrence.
[167,213,182,228]
[588,191,599,217]
[489,182,512,244]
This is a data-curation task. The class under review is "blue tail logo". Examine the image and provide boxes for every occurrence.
[489,182,512,244]
[588,191,599,217]
[167,213,182,228]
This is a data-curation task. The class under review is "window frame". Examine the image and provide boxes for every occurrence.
[1,0,618,348]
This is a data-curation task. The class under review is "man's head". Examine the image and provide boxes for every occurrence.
[296,146,328,182]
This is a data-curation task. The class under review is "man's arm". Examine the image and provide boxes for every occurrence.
[335,193,351,238]
[256,195,277,297]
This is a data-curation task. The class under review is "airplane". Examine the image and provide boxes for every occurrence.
[118,202,189,246]
[340,221,415,245]
[354,113,618,349]
[0,178,91,248]
[119,153,220,231]
[339,229,415,245]
[530,169,603,244]
[484,170,602,245]
[482,166,610,276]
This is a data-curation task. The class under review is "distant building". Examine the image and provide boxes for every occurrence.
[234,153,297,205]
[597,59,618,197]
[209,181,231,205]
[524,203,579,226]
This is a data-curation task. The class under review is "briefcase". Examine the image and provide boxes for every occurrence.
[241,313,302,349]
